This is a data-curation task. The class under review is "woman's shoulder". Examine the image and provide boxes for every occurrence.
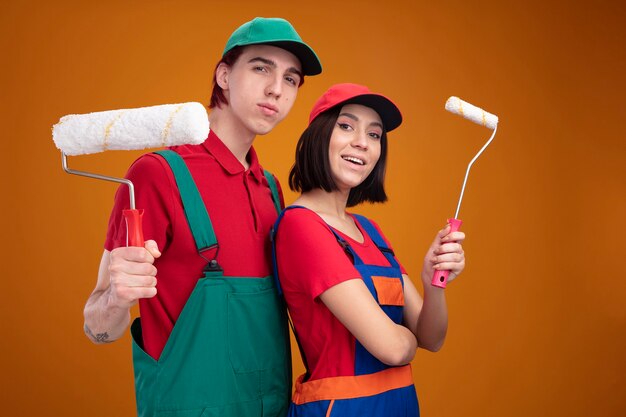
[277,206,335,240]
[280,205,327,227]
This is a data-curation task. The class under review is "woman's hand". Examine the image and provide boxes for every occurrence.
[421,224,466,286]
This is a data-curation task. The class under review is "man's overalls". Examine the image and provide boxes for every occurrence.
[272,206,420,417]
[130,150,291,417]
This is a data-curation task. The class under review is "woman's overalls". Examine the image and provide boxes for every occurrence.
[272,206,420,417]
[130,150,291,417]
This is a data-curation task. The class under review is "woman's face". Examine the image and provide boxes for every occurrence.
[328,103,383,193]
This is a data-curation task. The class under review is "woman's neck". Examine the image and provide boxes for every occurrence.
[295,188,364,243]
[295,188,349,218]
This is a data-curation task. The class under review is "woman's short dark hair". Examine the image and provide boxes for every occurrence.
[289,106,388,207]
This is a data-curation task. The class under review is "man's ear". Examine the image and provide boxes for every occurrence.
[215,62,230,90]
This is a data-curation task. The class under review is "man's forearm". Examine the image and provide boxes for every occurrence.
[83,291,131,344]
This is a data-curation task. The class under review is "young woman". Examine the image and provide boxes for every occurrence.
[272,83,466,416]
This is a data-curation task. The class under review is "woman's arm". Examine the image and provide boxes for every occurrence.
[402,225,465,351]
[319,279,418,366]
[402,276,447,351]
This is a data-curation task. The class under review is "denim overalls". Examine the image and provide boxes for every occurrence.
[272,206,419,417]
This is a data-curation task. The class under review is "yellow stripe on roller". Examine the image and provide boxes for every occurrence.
[458,100,464,117]
[161,104,185,146]
[103,111,125,151]
[482,110,487,127]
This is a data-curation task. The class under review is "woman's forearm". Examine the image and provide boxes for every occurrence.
[415,283,448,351]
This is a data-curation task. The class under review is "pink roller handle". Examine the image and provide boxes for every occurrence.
[122,209,145,247]
[431,218,463,288]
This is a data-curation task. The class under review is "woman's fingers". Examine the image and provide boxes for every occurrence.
[433,242,464,255]
[441,231,465,243]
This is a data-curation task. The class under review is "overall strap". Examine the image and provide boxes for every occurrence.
[263,170,282,215]
[271,206,297,297]
[352,213,400,269]
[154,150,218,253]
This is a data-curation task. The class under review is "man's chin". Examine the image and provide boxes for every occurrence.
[253,121,280,136]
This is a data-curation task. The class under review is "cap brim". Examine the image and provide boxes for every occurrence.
[342,94,403,132]
[250,40,322,76]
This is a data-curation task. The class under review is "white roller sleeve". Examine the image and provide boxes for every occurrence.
[52,102,210,155]
[445,97,498,130]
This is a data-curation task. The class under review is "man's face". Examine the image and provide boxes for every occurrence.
[218,44,303,136]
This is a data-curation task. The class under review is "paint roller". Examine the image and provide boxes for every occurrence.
[53,102,210,247]
[432,96,499,288]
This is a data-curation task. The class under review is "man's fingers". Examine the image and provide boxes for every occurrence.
[111,246,156,264]
[109,275,158,306]
[114,285,158,304]
[144,240,161,258]
[111,274,157,288]
[109,260,157,277]
[107,248,159,307]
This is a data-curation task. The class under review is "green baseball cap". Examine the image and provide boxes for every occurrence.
[222,17,322,76]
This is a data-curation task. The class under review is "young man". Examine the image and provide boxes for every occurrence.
[82,17,322,417]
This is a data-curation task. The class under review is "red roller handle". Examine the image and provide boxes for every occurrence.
[123,209,145,247]
[431,218,463,288]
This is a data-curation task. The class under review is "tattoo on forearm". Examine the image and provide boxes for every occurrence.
[84,324,112,343]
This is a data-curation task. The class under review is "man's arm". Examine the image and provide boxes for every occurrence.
[83,242,160,344]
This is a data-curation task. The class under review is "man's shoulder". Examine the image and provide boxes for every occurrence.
[127,151,174,179]
[134,146,216,171]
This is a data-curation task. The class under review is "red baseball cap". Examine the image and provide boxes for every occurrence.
[308,83,402,131]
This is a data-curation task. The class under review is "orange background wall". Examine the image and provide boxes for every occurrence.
[1,0,624,415]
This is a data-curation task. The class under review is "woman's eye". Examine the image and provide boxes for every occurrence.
[337,123,352,131]
[369,132,382,140]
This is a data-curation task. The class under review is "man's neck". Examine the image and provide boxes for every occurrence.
[208,107,256,169]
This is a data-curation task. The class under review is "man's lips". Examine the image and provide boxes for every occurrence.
[258,103,278,116]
